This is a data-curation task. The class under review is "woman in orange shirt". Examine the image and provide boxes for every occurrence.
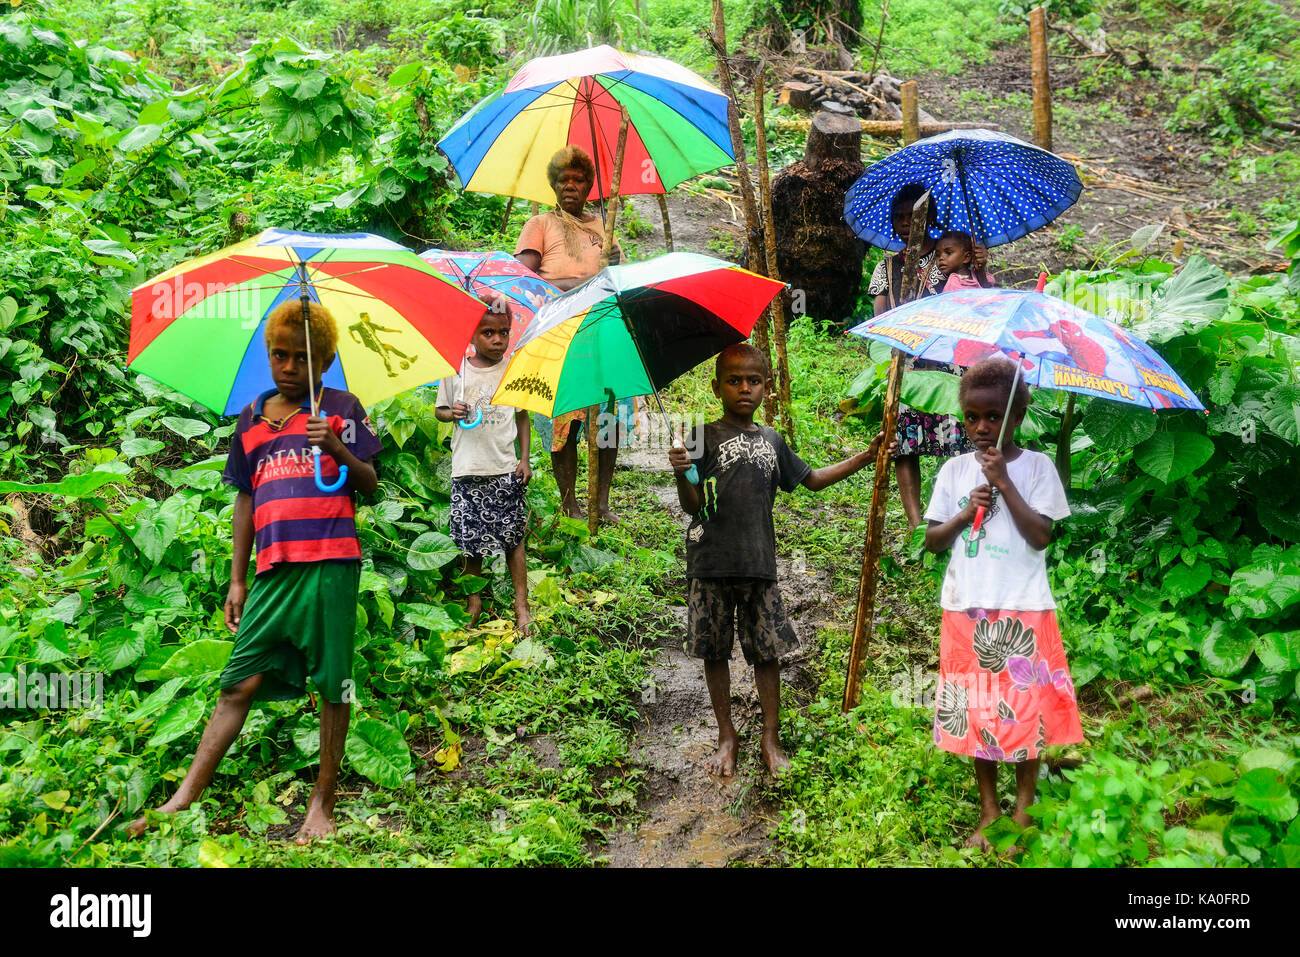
[515,146,630,525]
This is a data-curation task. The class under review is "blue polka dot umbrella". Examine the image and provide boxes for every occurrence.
[843,128,1083,250]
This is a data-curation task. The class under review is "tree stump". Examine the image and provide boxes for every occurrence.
[770,110,867,327]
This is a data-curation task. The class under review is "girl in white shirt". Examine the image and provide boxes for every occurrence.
[924,357,1082,850]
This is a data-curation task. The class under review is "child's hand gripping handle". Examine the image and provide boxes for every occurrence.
[459,408,482,429]
[313,446,349,492]
[673,438,699,485]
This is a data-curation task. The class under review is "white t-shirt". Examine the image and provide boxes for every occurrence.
[924,448,1070,612]
[435,360,519,478]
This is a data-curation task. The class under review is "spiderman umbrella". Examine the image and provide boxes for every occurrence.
[849,278,1204,553]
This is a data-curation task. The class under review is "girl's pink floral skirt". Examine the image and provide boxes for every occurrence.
[934,608,1083,763]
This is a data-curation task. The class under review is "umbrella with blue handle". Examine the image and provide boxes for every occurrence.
[292,265,349,493]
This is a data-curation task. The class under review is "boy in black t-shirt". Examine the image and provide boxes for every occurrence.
[668,344,888,777]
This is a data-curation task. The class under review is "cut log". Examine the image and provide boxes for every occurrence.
[822,100,855,116]
[780,80,818,110]
[805,110,863,164]
[770,109,866,329]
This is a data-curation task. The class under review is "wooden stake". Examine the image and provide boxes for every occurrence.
[710,0,776,422]
[600,108,630,268]
[656,193,673,251]
[498,196,515,235]
[900,79,920,145]
[842,191,931,713]
[584,107,631,537]
[1055,393,1075,487]
[754,66,796,448]
[1031,6,1053,151]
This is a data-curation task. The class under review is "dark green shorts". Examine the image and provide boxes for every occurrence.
[685,577,798,665]
[220,561,360,703]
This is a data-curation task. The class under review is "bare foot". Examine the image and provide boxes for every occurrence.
[125,797,187,839]
[964,807,1000,850]
[706,730,739,777]
[760,728,791,778]
[561,500,586,521]
[466,593,483,627]
[1011,808,1032,828]
[598,508,621,526]
[514,603,532,638]
[294,800,337,845]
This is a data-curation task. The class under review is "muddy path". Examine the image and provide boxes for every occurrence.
[598,467,836,867]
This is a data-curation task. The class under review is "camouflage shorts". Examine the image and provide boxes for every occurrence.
[686,578,798,665]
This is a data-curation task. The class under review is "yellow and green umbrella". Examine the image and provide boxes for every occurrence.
[437,45,734,205]
[493,251,783,440]
[128,229,488,415]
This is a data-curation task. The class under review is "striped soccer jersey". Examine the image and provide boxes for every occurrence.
[223,387,382,574]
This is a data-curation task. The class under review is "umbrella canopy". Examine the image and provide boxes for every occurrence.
[418,248,560,348]
[844,128,1082,251]
[128,229,487,414]
[437,45,734,206]
[493,252,784,418]
[848,287,1204,412]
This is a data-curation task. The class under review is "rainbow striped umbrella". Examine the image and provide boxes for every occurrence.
[493,252,783,419]
[437,45,733,205]
[128,229,488,414]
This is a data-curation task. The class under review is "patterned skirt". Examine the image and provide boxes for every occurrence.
[933,608,1083,763]
[449,472,528,557]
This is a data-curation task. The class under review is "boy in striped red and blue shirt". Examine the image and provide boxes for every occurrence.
[129,299,380,844]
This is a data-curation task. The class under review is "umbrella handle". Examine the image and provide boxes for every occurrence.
[459,408,483,429]
[671,438,699,485]
[966,505,986,557]
[313,446,349,492]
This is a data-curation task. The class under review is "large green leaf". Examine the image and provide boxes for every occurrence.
[160,416,211,439]
[1255,631,1300,673]
[1234,768,1299,823]
[0,471,127,497]
[344,717,412,788]
[125,677,185,722]
[1228,556,1300,618]
[147,694,208,747]
[399,602,456,635]
[1163,561,1212,603]
[1081,400,1157,452]
[1133,431,1215,483]
[95,626,145,672]
[406,531,458,572]
[160,639,234,679]
[900,370,961,417]
[1199,619,1255,677]
[1262,383,1300,445]
[1132,255,1229,343]
[117,123,163,152]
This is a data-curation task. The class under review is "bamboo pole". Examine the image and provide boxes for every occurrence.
[585,108,631,537]
[842,191,931,713]
[656,193,673,252]
[753,66,796,448]
[900,79,920,145]
[1031,6,1053,151]
[710,0,777,424]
